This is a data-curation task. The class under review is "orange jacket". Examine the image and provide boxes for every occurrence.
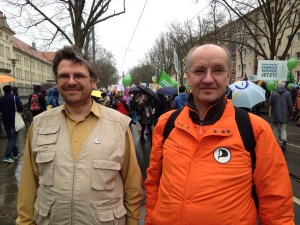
[145,97,294,225]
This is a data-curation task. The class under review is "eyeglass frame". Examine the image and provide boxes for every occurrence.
[187,68,231,77]
[56,73,90,82]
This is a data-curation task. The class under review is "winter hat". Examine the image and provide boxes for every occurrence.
[277,80,286,88]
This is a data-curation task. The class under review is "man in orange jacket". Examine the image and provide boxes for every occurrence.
[144,44,295,225]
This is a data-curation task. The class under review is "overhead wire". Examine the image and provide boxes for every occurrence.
[120,0,149,74]
[188,3,210,23]
[119,1,209,74]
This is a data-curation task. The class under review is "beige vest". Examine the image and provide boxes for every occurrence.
[31,104,131,225]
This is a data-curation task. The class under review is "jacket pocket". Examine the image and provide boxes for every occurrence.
[36,126,60,149]
[33,191,56,225]
[90,199,126,225]
[92,159,121,191]
[36,152,56,186]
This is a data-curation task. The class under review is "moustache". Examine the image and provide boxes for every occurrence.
[62,87,82,91]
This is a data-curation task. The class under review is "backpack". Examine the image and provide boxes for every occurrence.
[30,93,41,111]
[162,106,258,207]
[115,101,129,115]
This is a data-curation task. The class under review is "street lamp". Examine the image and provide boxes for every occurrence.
[8,58,19,86]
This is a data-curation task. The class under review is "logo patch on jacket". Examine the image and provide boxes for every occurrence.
[213,147,231,163]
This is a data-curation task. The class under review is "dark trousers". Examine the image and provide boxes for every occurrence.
[4,126,19,158]
[140,123,152,142]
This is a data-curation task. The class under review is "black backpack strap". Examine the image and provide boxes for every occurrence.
[163,109,183,143]
[234,107,258,208]
[234,107,256,171]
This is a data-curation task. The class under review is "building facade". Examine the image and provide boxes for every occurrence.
[0,11,55,101]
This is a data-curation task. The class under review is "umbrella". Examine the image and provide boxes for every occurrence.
[137,84,160,102]
[0,75,16,83]
[40,82,56,92]
[157,87,178,96]
[287,83,299,90]
[128,86,142,95]
[229,81,266,109]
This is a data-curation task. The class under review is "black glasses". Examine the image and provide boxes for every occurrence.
[57,73,89,82]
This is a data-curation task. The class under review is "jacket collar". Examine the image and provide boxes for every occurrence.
[186,93,226,125]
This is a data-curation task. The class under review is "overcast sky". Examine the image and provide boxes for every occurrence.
[3,0,209,76]
[96,0,209,75]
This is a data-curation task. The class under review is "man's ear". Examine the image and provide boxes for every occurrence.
[186,70,191,85]
[227,69,233,85]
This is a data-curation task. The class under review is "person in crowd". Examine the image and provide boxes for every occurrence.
[12,87,19,96]
[268,80,294,151]
[295,88,300,126]
[144,44,294,225]
[153,93,168,125]
[112,92,129,115]
[28,84,46,117]
[290,86,297,106]
[0,85,23,163]
[16,45,143,225]
[138,94,152,143]
[129,94,140,124]
[172,85,188,110]
[46,87,60,110]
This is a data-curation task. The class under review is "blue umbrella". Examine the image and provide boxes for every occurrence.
[157,87,178,96]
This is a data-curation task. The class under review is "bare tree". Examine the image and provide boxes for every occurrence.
[214,0,300,60]
[2,0,126,56]
[92,45,119,88]
[167,21,194,84]
[129,63,156,85]
[145,33,174,81]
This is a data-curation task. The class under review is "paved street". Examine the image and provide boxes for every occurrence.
[0,106,299,225]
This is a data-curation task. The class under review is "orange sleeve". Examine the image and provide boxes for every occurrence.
[250,115,295,224]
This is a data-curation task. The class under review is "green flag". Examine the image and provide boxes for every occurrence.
[158,71,178,88]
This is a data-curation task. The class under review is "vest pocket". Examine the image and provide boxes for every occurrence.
[91,200,126,225]
[36,152,56,186]
[33,191,56,225]
[92,159,121,191]
[37,126,60,146]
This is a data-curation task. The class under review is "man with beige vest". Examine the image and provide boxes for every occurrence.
[16,45,143,225]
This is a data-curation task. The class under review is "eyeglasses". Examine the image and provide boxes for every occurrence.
[190,68,229,77]
[57,73,90,82]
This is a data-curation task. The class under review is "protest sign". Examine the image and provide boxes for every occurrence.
[257,60,288,81]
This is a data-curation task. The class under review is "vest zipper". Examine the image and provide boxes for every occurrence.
[71,160,77,225]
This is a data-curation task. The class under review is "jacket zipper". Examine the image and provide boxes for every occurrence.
[199,121,203,135]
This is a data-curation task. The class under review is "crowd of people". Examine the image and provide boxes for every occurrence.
[0,43,297,224]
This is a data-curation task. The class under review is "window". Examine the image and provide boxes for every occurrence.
[287,35,291,42]
[297,33,300,41]
[5,46,10,58]
[296,52,300,60]
[271,6,274,15]
[286,54,290,60]
[0,44,4,56]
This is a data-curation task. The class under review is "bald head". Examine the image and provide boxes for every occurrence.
[186,44,231,69]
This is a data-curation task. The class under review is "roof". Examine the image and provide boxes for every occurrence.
[12,36,53,65]
[0,11,14,35]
